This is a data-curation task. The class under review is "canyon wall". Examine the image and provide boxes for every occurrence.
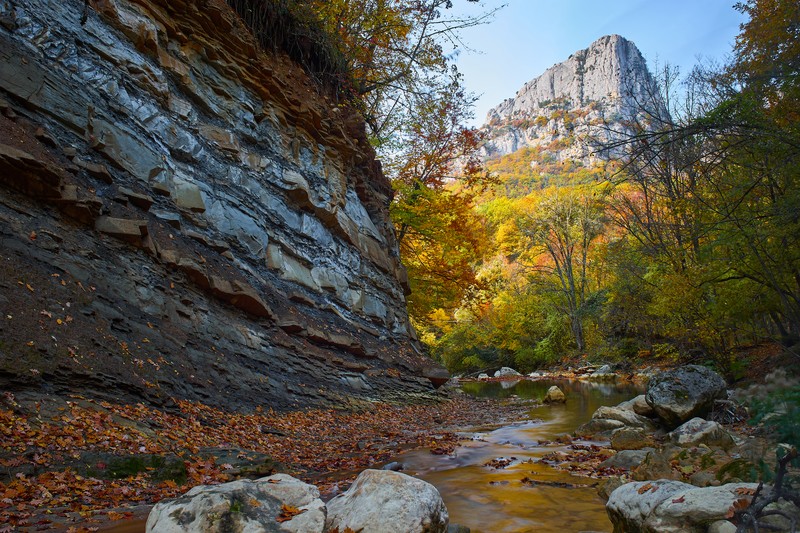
[0,0,446,411]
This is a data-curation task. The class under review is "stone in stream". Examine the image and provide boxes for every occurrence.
[592,406,656,431]
[544,385,566,403]
[610,427,651,451]
[145,474,326,532]
[606,480,760,533]
[645,365,727,429]
[494,366,522,378]
[617,394,655,417]
[325,469,449,533]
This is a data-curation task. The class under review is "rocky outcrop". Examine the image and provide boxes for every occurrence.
[480,35,663,164]
[325,469,449,533]
[646,366,728,429]
[0,0,445,411]
[146,474,326,533]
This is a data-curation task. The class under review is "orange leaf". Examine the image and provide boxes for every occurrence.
[276,504,306,523]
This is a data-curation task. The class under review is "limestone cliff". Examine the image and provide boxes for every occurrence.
[0,0,446,411]
[481,35,661,163]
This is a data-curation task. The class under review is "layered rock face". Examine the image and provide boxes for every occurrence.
[0,0,445,410]
[481,34,661,163]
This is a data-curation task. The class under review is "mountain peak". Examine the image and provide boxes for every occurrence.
[480,35,658,162]
[486,34,650,124]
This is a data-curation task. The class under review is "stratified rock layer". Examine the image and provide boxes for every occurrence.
[0,0,444,410]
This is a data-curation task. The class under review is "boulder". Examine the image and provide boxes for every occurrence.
[645,365,727,429]
[610,427,651,451]
[494,367,521,378]
[607,480,760,533]
[592,406,656,431]
[600,449,652,471]
[477,373,490,380]
[325,469,448,533]
[145,474,325,532]
[668,418,735,450]
[617,395,655,417]
[574,417,625,438]
[543,385,566,404]
[632,448,682,482]
[589,364,617,381]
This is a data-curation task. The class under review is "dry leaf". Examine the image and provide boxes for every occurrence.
[276,504,306,523]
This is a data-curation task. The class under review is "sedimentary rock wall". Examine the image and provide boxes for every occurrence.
[0,0,446,410]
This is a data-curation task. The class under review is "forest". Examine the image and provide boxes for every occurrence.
[324,0,800,379]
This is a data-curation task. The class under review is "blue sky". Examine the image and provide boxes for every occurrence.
[450,0,747,126]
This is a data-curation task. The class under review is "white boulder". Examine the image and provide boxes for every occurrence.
[607,480,760,533]
[325,469,448,533]
[146,474,325,533]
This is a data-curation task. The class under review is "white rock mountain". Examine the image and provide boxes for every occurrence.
[480,34,663,163]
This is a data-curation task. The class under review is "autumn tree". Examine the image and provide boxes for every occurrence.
[516,186,607,352]
[388,72,491,320]
[598,0,800,357]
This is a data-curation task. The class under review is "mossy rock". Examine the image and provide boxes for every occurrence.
[79,452,187,483]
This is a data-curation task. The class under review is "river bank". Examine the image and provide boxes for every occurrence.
[0,388,534,531]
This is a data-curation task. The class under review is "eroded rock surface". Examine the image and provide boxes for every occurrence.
[0,0,445,410]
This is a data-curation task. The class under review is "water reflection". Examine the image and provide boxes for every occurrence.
[395,379,642,533]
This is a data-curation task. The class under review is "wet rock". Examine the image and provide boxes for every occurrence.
[668,418,735,450]
[645,365,727,429]
[146,474,325,532]
[544,385,566,404]
[325,469,448,533]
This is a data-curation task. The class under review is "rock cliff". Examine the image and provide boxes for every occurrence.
[481,35,661,163]
[0,0,446,411]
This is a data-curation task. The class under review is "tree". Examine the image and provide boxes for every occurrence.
[516,186,607,351]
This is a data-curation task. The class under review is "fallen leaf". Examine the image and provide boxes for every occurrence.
[276,504,306,523]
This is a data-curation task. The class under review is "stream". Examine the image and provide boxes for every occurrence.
[98,379,640,533]
[393,379,642,533]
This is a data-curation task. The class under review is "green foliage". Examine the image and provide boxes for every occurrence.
[748,387,800,454]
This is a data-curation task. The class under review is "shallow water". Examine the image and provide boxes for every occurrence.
[394,379,642,533]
